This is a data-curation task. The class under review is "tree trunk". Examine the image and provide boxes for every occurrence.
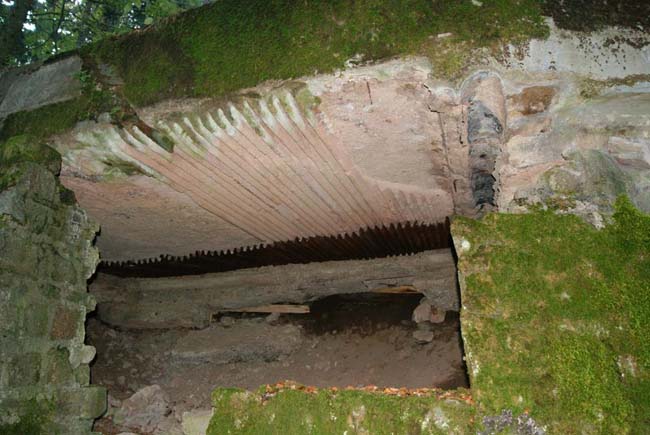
[0,0,35,66]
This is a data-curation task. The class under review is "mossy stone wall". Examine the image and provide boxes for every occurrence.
[0,137,106,434]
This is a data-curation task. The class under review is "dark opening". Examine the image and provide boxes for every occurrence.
[89,221,469,433]
[89,292,467,409]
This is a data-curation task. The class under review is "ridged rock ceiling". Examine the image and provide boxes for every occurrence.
[108,93,451,243]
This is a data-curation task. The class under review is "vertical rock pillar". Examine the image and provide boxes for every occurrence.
[461,72,506,210]
[0,137,106,434]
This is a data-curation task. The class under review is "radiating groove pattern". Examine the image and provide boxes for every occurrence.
[100,220,451,277]
[112,92,449,243]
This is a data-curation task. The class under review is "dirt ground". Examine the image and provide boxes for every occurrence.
[89,293,468,434]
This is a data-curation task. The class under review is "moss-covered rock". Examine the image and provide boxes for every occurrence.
[453,197,650,434]
[0,135,61,175]
[209,386,475,434]
[87,0,547,107]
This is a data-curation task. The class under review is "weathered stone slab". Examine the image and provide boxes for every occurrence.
[92,249,458,329]
[503,18,650,79]
[0,56,82,119]
[171,321,302,364]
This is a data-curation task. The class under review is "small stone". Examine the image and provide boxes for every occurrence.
[97,112,112,124]
[181,409,213,435]
[113,385,170,433]
[412,298,432,323]
[219,316,235,327]
[266,312,281,325]
[413,329,434,344]
[68,345,96,369]
[413,298,446,324]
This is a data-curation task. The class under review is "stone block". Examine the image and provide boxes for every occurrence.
[0,56,82,119]
[22,302,50,338]
[74,364,90,386]
[57,386,107,420]
[113,385,170,432]
[7,352,41,388]
[182,409,213,435]
[69,345,96,369]
[50,306,82,340]
[43,347,74,386]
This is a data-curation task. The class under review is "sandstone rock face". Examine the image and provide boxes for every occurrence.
[0,141,105,434]
[498,79,650,216]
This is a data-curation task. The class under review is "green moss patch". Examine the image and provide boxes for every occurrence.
[0,398,56,435]
[453,197,650,434]
[578,74,650,99]
[209,385,475,434]
[88,0,547,107]
[0,135,63,190]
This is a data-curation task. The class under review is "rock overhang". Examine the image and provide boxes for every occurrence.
[1,6,650,263]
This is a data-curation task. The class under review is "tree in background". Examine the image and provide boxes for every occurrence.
[0,0,205,67]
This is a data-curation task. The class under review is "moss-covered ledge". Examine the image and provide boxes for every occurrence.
[208,384,475,434]
[0,0,550,144]
[86,0,548,107]
[453,198,650,434]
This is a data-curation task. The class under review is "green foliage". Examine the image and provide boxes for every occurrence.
[2,0,205,66]
[88,0,548,106]
[209,387,475,434]
[453,198,650,434]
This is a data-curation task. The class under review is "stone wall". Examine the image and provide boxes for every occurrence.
[0,137,105,434]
